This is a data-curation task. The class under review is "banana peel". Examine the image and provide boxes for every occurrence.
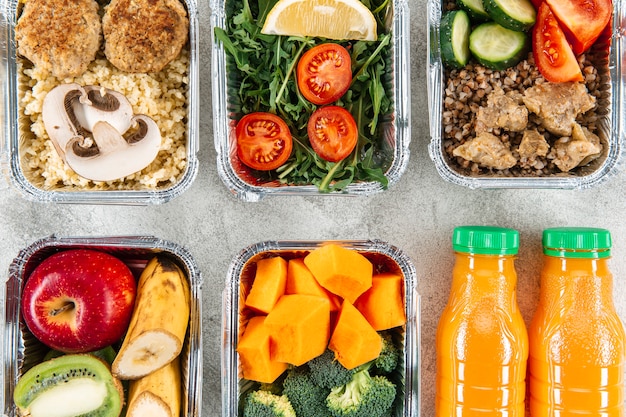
[112,255,190,380]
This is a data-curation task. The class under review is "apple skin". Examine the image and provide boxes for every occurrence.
[21,249,136,353]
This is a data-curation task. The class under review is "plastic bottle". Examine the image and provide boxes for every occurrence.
[529,227,626,417]
[436,226,529,417]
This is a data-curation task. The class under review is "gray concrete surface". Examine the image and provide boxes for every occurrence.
[2,1,626,416]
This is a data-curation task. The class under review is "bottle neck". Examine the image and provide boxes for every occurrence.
[541,255,614,309]
[451,252,518,301]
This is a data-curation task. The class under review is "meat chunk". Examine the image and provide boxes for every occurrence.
[522,82,596,137]
[475,87,528,133]
[103,0,189,73]
[549,123,602,172]
[518,129,549,160]
[15,0,101,78]
[517,129,549,170]
[453,132,518,170]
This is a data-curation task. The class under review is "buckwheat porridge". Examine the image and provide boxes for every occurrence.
[440,1,611,178]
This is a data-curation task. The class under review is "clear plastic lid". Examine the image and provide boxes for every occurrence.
[452,226,520,255]
[543,227,612,258]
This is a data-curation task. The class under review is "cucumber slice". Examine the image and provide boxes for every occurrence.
[469,22,529,70]
[456,0,490,22]
[440,10,471,69]
[483,0,536,32]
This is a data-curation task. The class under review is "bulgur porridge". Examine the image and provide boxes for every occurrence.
[440,1,611,178]
[18,51,189,190]
[14,0,191,191]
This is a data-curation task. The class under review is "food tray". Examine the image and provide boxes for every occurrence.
[2,235,203,416]
[222,239,420,416]
[0,0,199,204]
[209,0,411,201]
[427,0,626,189]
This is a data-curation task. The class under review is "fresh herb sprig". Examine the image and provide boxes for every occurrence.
[215,0,394,192]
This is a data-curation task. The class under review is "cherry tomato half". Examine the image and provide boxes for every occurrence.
[307,106,358,163]
[297,43,352,105]
[235,112,293,171]
[545,0,612,55]
[532,2,584,83]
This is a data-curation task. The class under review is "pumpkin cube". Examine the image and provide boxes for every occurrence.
[303,244,373,303]
[265,294,331,366]
[237,316,288,383]
[245,256,288,314]
[329,300,381,370]
[354,272,407,330]
[286,258,341,312]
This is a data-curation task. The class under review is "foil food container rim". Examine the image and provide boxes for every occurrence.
[0,0,200,205]
[2,234,203,417]
[221,239,421,417]
[209,0,412,201]
[426,0,626,190]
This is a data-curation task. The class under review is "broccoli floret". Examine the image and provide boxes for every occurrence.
[282,366,331,417]
[243,389,296,417]
[308,349,356,389]
[326,368,396,417]
[372,332,400,375]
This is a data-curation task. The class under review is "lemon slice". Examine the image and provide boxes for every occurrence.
[261,0,377,41]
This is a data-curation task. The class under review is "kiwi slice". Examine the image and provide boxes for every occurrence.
[14,354,124,417]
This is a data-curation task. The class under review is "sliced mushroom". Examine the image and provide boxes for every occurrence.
[64,115,162,181]
[41,83,91,157]
[72,86,134,135]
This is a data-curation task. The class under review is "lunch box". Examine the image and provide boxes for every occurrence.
[427,0,626,189]
[222,239,420,416]
[210,0,412,201]
[0,0,199,204]
[2,235,203,416]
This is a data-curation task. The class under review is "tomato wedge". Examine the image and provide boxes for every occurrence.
[532,3,584,83]
[236,112,293,171]
[307,106,358,162]
[297,43,352,105]
[545,0,612,55]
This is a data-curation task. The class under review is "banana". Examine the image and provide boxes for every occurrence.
[112,255,190,380]
[126,357,182,417]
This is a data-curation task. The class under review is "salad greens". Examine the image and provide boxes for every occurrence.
[215,0,395,192]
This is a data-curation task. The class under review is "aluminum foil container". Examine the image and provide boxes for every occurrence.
[427,0,626,189]
[222,239,420,416]
[210,0,411,201]
[0,0,199,204]
[2,235,203,416]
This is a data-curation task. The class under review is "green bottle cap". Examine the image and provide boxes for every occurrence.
[543,227,612,259]
[452,226,519,255]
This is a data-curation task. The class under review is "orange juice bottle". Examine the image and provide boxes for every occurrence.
[436,226,529,417]
[529,227,626,417]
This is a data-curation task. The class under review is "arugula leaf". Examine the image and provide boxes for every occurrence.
[214,0,395,192]
[256,0,279,26]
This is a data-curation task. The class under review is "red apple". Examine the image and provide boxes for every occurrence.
[21,249,136,353]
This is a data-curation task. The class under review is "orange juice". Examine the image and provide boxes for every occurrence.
[436,226,528,417]
[529,227,626,417]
